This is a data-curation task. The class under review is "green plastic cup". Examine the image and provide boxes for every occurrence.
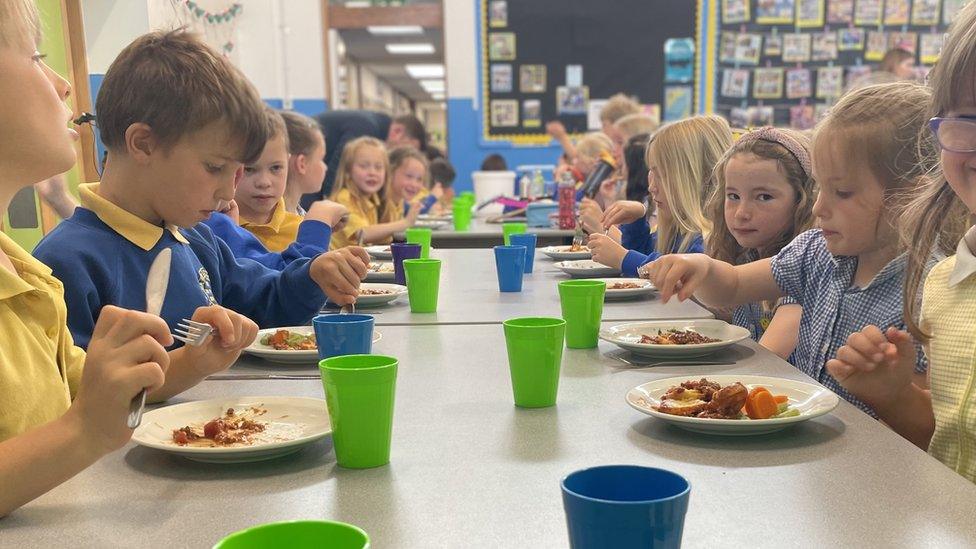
[558,280,606,349]
[319,354,398,469]
[502,222,527,245]
[213,520,370,549]
[452,202,472,231]
[459,191,475,204]
[502,317,566,408]
[403,258,441,313]
[405,227,433,258]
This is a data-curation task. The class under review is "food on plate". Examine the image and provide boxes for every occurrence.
[368,262,395,273]
[171,407,268,446]
[360,288,394,296]
[567,243,589,252]
[653,378,796,420]
[260,329,315,351]
[608,281,644,290]
[639,329,720,345]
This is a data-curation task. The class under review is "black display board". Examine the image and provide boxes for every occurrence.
[480,0,698,142]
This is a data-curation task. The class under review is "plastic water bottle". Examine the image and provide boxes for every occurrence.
[519,174,531,199]
[558,171,576,230]
[531,169,546,199]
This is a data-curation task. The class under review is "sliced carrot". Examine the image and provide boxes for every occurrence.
[774,394,789,404]
[745,388,779,419]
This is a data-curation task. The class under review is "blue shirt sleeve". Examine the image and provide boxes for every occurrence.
[619,216,655,256]
[419,194,438,214]
[201,213,331,270]
[770,229,825,306]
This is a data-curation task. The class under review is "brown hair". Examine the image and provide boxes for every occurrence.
[0,0,39,50]
[393,114,428,151]
[600,93,641,125]
[902,2,976,342]
[280,110,323,156]
[95,29,267,164]
[329,136,396,220]
[388,146,429,188]
[707,128,817,264]
[880,48,914,74]
[263,106,288,152]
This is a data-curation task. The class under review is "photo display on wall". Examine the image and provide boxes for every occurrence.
[717,0,965,129]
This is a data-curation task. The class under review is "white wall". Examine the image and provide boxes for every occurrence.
[82,0,151,73]
[443,0,476,102]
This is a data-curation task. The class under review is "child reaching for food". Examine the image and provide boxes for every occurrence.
[705,127,817,359]
[825,2,976,482]
[588,115,733,277]
[644,82,937,417]
[329,136,420,248]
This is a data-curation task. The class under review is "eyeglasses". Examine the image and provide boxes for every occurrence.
[929,117,976,153]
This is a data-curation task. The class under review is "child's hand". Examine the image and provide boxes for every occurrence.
[178,305,259,377]
[546,121,568,140]
[218,199,240,225]
[588,233,627,270]
[641,254,714,303]
[579,198,604,234]
[601,200,646,228]
[310,247,370,306]
[68,306,173,455]
[306,200,350,229]
[826,326,918,410]
[598,178,620,204]
[431,182,444,200]
[405,201,422,226]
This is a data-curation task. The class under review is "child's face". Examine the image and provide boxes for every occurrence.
[723,154,797,250]
[894,58,915,79]
[391,158,427,201]
[812,151,889,257]
[0,43,77,188]
[647,156,671,222]
[298,132,327,195]
[940,102,976,215]
[236,134,288,220]
[574,155,596,178]
[350,146,387,195]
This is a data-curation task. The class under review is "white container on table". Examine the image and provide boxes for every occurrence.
[472,170,516,216]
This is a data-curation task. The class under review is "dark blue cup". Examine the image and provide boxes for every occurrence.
[391,243,422,286]
[493,245,526,292]
[312,314,375,359]
[561,465,690,549]
[509,233,537,273]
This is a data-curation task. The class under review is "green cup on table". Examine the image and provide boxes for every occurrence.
[405,227,433,258]
[403,258,441,313]
[558,280,606,349]
[452,202,472,231]
[502,222,527,245]
[319,354,398,469]
[502,317,566,408]
[214,520,370,549]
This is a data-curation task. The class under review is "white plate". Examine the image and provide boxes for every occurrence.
[356,283,407,307]
[416,219,450,230]
[626,375,840,436]
[595,278,655,300]
[600,319,750,358]
[418,213,452,221]
[244,326,383,364]
[132,396,332,462]
[365,245,392,260]
[366,262,396,282]
[540,245,593,260]
[553,259,620,278]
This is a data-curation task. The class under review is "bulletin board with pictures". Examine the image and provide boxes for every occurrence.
[716,0,969,129]
[480,0,699,144]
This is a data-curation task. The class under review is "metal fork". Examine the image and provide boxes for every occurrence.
[174,319,217,346]
[610,354,735,369]
[573,214,585,249]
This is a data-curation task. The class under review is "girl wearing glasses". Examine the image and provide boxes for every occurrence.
[825,2,976,483]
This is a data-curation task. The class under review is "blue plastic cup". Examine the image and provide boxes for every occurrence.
[508,233,537,274]
[561,465,690,549]
[312,314,375,359]
[391,243,422,286]
[494,245,526,292]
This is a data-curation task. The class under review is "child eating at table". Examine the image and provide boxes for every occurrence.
[34,29,370,348]
[588,115,733,277]
[329,136,420,248]
[825,2,976,481]
[644,82,936,416]
[705,127,816,359]
[0,1,258,516]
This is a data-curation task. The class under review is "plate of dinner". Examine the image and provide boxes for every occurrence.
[244,326,383,364]
[625,375,840,436]
[365,245,392,260]
[600,319,750,358]
[594,278,655,300]
[365,262,396,282]
[356,283,407,307]
[540,245,592,260]
[553,260,620,278]
[132,396,333,462]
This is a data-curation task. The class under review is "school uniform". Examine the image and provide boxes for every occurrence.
[619,216,704,277]
[330,188,396,249]
[201,211,330,270]
[34,184,325,349]
[238,198,317,253]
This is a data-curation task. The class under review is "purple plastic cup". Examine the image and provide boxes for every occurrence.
[391,243,422,286]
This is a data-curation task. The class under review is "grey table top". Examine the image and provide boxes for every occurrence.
[395,218,574,248]
[7,325,976,548]
[360,248,711,326]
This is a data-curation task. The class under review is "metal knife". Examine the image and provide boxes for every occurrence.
[126,247,172,428]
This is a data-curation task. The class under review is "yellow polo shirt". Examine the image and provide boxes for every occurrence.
[79,183,189,249]
[239,198,303,253]
[330,188,399,249]
[0,231,86,441]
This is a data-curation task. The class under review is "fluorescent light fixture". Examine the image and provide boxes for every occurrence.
[345,1,371,7]
[430,92,445,100]
[367,25,423,35]
[420,79,445,92]
[385,43,435,55]
[406,64,445,79]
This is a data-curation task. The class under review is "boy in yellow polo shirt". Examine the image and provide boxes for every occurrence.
[0,1,258,515]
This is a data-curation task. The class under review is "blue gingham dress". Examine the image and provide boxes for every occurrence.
[731,249,798,344]
[770,229,927,417]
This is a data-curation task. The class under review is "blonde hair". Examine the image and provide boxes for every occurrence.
[707,128,817,264]
[650,114,733,254]
[0,0,39,50]
[330,136,395,220]
[902,2,976,342]
[388,146,429,189]
[613,113,658,141]
[600,94,641,125]
[576,132,613,166]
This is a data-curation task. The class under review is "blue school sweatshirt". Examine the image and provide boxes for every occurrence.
[618,216,704,277]
[201,212,331,270]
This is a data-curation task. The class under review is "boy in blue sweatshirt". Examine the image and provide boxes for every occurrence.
[34,30,368,348]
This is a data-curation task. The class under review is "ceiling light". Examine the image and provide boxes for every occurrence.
[367,25,423,35]
[406,64,445,79]
[431,92,445,100]
[385,43,435,55]
[420,79,445,92]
